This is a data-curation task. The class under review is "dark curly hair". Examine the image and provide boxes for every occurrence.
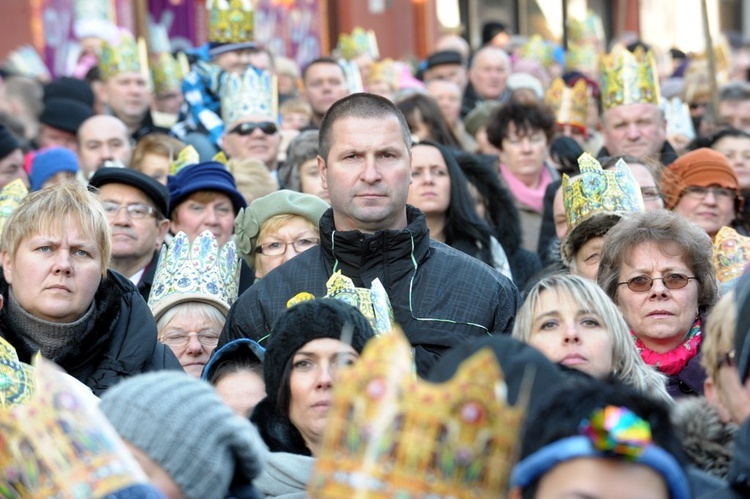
[485,99,556,149]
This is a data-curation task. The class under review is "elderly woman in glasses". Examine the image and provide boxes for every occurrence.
[660,147,744,239]
[598,210,719,398]
[235,190,329,280]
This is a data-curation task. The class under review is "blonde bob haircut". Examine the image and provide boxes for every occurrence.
[702,291,738,385]
[253,213,319,269]
[1,180,111,277]
[513,273,671,404]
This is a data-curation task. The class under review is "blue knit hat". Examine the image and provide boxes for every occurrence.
[30,147,79,191]
[167,161,247,217]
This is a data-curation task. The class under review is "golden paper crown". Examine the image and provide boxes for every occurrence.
[309,328,524,497]
[563,153,645,231]
[565,41,601,74]
[568,9,605,44]
[545,78,589,129]
[169,145,227,176]
[0,357,147,497]
[207,0,255,44]
[151,51,184,95]
[366,58,398,88]
[0,179,27,239]
[520,35,555,67]
[713,226,750,285]
[220,67,277,126]
[148,230,241,322]
[600,46,660,112]
[0,337,34,408]
[336,27,379,61]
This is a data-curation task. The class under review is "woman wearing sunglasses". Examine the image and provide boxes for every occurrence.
[598,210,719,398]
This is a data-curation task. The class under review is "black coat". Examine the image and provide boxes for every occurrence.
[220,206,519,377]
[0,269,180,395]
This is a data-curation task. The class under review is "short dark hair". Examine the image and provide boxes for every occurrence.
[302,56,346,83]
[485,99,555,149]
[318,92,412,162]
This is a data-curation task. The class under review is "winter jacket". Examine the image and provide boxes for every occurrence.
[667,351,706,399]
[220,206,520,376]
[0,269,181,395]
[701,418,750,498]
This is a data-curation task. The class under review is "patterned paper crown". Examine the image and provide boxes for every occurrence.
[563,153,645,232]
[568,9,605,44]
[151,51,185,95]
[0,337,34,408]
[663,97,695,140]
[4,45,51,81]
[600,46,660,112]
[169,146,227,176]
[148,230,241,322]
[367,58,398,89]
[545,78,589,130]
[99,34,147,81]
[220,67,277,126]
[207,0,255,44]
[566,42,601,75]
[520,35,555,67]
[336,27,379,61]
[308,328,525,498]
[0,179,27,239]
[339,58,364,94]
[0,357,147,497]
[712,226,750,285]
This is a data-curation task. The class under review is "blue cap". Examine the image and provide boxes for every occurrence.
[30,147,79,191]
[167,161,247,217]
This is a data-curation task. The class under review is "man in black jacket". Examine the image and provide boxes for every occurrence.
[220,92,519,376]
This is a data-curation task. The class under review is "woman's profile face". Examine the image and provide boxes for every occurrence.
[407,144,452,217]
[288,338,358,454]
[2,216,102,323]
[299,158,329,202]
[529,287,614,379]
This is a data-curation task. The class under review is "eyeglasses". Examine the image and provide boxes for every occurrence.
[617,273,697,293]
[718,350,736,370]
[256,238,320,256]
[640,187,661,201]
[229,121,278,136]
[159,330,220,349]
[102,202,156,219]
[682,186,737,201]
[689,102,708,110]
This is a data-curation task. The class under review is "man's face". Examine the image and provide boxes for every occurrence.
[423,63,468,91]
[97,183,169,264]
[602,103,666,158]
[37,124,78,152]
[78,117,133,177]
[102,72,151,126]
[719,99,750,132]
[222,115,281,169]
[303,63,349,120]
[427,80,462,126]
[0,149,28,189]
[468,49,509,100]
[318,115,412,233]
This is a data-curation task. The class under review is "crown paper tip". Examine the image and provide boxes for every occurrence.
[713,226,750,284]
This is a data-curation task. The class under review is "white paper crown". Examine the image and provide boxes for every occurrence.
[662,97,695,140]
[220,67,277,126]
[148,230,240,322]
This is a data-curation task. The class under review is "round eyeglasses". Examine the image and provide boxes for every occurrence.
[617,273,697,293]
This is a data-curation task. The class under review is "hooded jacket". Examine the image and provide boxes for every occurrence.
[0,269,180,395]
[220,206,519,376]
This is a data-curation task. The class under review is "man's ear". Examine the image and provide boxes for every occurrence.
[317,155,327,189]
[155,218,171,248]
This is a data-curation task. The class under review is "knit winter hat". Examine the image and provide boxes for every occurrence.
[661,148,742,210]
[99,371,267,499]
[30,147,79,191]
[263,298,376,407]
[167,161,247,218]
[234,189,330,268]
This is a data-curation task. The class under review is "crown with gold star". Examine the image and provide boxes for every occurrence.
[148,230,241,322]
[308,327,525,497]
[220,67,277,126]
[99,34,150,83]
[713,226,750,286]
[600,45,660,112]
[563,154,644,233]
[207,0,255,44]
[0,179,27,239]
[151,51,185,95]
[520,35,555,67]
[545,78,589,130]
[336,27,379,61]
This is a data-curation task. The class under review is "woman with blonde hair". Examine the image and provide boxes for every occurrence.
[512,273,670,403]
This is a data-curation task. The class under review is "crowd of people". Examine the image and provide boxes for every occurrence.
[4,2,750,497]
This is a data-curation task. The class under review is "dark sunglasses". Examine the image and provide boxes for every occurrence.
[229,121,278,136]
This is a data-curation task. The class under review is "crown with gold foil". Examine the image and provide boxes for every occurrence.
[366,58,398,89]
[520,34,555,67]
[568,9,605,44]
[713,226,750,285]
[169,144,200,176]
[308,327,525,497]
[0,179,27,239]
[151,51,185,95]
[600,46,660,112]
[207,0,255,44]
[563,154,645,232]
[566,42,601,75]
[0,357,148,497]
[220,67,277,126]
[545,78,589,130]
[336,27,379,61]
[148,230,241,322]
[0,337,34,408]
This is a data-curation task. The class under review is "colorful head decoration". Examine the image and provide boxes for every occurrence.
[545,78,589,131]
[511,405,691,499]
[99,34,148,82]
[568,9,605,44]
[336,27,379,61]
[220,67,277,126]
[151,52,185,95]
[662,97,695,141]
[0,337,34,408]
[713,226,750,287]
[4,45,51,81]
[308,328,525,497]
[520,35,555,67]
[600,46,661,112]
[207,0,255,46]
[148,230,241,322]
[0,179,28,239]
[366,58,399,91]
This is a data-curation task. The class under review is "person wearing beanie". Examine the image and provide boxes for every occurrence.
[99,371,266,499]
[29,147,79,191]
[661,147,744,238]
[421,50,467,91]
[0,123,28,190]
[36,97,93,152]
[234,189,329,278]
